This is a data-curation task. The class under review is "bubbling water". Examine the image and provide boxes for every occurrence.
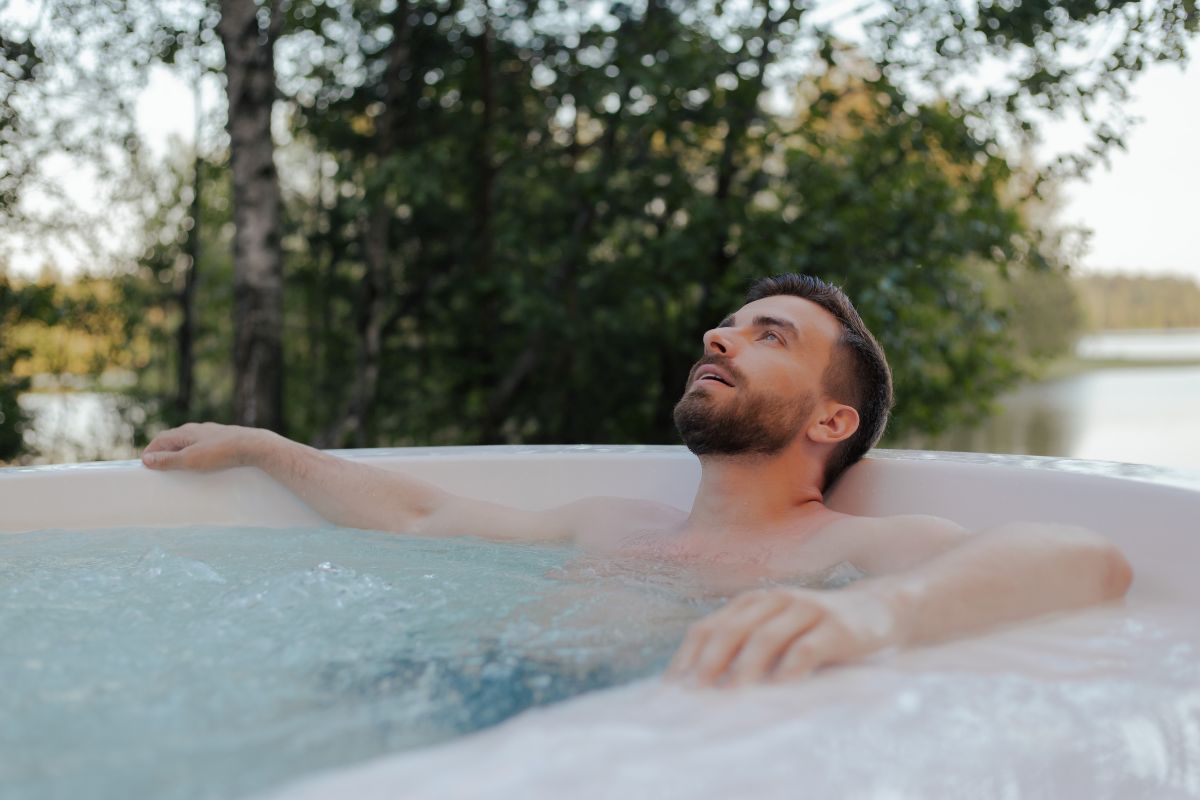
[2,525,750,800]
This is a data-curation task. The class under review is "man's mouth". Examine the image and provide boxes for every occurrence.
[693,365,735,387]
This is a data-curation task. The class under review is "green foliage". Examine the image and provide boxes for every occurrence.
[114,152,236,441]
[7,0,1196,460]
[874,0,1198,177]
[0,30,42,220]
[256,0,1072,445]
[0,276,58,462]
[995,266,1085,366]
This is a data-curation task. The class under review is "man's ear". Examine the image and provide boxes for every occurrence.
[807,403,860,445]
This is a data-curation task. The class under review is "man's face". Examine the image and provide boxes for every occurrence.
[673,295,841,457]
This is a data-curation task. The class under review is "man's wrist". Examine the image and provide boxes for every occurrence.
[854,576,922,649]
[239,428,284,470]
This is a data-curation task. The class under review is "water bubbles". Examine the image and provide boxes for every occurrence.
[895,690,922,714]
[6,524,668,799]
[131,546,225,584]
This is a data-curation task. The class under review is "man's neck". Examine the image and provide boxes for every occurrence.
[683,450,828,540]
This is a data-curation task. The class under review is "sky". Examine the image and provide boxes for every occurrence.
[5,28,1199,282]
[1038,53,1200,277]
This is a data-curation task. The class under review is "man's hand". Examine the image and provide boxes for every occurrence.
[666,585,904,688]
[142,422,275,471]
[666,521,1131,689]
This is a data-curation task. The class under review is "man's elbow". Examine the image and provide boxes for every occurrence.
[1031,524,1133,601]
[1101,543,1134,600]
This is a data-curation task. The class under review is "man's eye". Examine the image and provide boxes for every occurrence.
[762,331,782,343]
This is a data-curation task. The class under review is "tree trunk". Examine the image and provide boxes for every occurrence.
[217,0,285,431]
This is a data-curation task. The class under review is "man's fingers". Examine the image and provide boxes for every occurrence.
[670,594,794,685]
[142,430,192,454]
[665,623,707,679]
[770,623,844,682]
[670,586,897,688]
[142,430,199,469]
[142,449,184,469]
[665,600,767,680]
[726,606,823,686]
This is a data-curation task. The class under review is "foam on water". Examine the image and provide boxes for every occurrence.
[268,602,1200,800]
[1,526,715,800]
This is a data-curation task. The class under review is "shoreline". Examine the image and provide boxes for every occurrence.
[1035,355,1200,382]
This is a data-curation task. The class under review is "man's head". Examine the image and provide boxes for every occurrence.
[673,273,893,490]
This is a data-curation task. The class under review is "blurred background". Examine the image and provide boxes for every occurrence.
[1,0,1197,469]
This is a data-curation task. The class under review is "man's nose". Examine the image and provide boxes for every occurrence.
[703,327,734,355]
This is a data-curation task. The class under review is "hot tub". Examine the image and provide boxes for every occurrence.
[4,446,1200,799]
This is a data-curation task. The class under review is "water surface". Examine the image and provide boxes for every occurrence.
[2,526,709,800]
[912,330,1200,470]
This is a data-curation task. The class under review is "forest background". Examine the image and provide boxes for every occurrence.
[1,0,1197,465]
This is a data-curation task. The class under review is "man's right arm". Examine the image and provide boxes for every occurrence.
[141,422,584,543]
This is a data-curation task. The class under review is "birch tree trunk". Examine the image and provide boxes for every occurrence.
[217,0,284,431]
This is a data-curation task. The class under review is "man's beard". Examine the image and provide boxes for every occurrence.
[673,360,815,457]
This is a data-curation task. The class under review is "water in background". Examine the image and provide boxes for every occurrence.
[1,526,711,800]
[16,391,138,464]
[910,330,1200,471]
[1076,328,1200,361]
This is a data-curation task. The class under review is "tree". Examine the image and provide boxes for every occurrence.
[0,277,46,462]
[0,28,40,229]
[218,0,286,431]
[6,0,1196,461]
[260,0,1196,445]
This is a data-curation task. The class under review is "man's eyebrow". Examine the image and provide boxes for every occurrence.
[750,315,799,334]
[715,314,800,336]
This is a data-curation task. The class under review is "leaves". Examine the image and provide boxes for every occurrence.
[2,0,1195,461]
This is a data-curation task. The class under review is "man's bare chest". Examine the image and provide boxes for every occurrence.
[569,500,870,591]
[585,527,860,593]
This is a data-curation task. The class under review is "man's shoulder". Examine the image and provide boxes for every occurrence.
[812,512,971,575]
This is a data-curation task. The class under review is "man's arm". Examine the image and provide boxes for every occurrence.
[141,422,591,542]
[857,519,1132,645]
[666,518,1133,687]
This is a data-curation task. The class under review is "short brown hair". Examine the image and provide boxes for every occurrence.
[745,273,893,489]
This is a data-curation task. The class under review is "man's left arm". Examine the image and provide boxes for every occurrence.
[666,518,1133,687]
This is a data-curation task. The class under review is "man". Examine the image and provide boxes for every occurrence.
[142,273,1132,687]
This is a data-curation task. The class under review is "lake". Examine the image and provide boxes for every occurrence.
[911,329,1200,471]
[17,391,140,464]
[13,330,1200,471]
